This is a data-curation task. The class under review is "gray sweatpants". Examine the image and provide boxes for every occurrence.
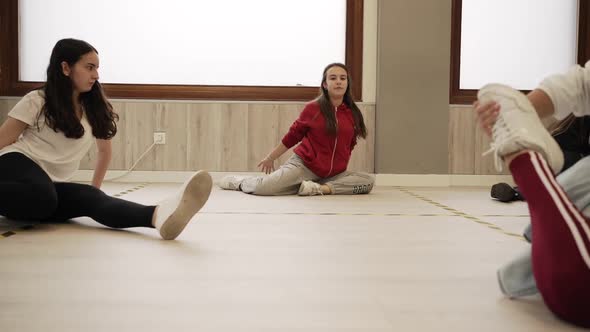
[240,155,375,196]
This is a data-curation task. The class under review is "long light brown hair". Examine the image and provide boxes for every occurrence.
[316,63,367,138]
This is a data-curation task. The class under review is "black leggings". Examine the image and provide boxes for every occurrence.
[0,152,155,228]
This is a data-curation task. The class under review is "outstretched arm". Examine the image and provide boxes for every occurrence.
[258,103,315,174]
[92,139,112,188]
[258,143,288,174]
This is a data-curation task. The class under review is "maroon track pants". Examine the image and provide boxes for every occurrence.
[510,151,590,327]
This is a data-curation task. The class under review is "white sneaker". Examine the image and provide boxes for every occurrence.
[154,170,212,240]
[297,180,323,196]
[478,83,564,174]
[218,175,248,190]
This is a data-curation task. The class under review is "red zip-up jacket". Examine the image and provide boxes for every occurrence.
[281,101,358,178]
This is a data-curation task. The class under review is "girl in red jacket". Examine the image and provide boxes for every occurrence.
[219,63,375,196]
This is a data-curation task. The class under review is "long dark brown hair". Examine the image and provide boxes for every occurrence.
[317,63,367,138]
[39,38,118,139]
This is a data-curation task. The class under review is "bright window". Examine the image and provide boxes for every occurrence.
[460,0,577,90]
[19,0,347,87]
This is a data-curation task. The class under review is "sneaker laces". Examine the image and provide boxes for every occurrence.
[482,114,519,172]
[312,182,324,195]
[301,181,323,196]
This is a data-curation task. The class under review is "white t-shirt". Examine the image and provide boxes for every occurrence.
[0,90,94,182]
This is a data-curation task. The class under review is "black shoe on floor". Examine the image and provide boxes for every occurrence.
[491,183,525,202]
[513,186,525,201]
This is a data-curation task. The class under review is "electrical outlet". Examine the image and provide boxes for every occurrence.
[153,132,166,145]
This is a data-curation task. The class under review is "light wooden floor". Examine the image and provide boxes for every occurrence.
[0,184,586,332]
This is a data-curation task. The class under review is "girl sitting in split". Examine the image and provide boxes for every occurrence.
[219,63,374,196]
[0,38,212,240]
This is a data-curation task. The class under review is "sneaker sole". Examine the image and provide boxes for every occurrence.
[159,171,213,240]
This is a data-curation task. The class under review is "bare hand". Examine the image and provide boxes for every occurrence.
[257,157,275,174]
[474,100,501,137]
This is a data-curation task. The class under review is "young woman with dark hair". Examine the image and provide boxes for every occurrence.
[0,38,212,240]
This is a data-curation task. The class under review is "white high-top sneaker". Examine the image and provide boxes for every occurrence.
[478,83,564,174]
[297,180,323,196]
[153,170,212,240]
[218,175,248,191]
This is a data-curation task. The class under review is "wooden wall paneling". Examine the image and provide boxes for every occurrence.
[448,107,475,174]
[108,101,128,170]
[187,104,224,171]
[277,104,304,166]
[247,104,280,172]
[7,99,379,174]
[0,102,10,123]
[124,102,157,171]
[219,104,249,171]
[0,99,18,121]
[349,104,375,173]
[154,103,189,171]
